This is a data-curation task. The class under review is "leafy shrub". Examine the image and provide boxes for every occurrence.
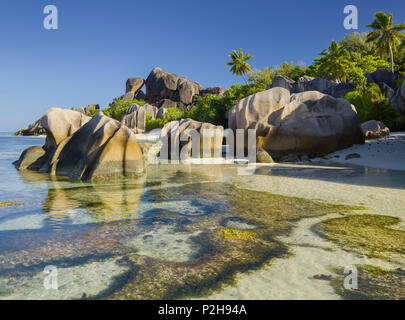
[345,84,405,131]
[102,98,146,121]
[145,108,186,130]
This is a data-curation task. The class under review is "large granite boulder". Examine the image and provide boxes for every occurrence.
[390,81,405,117]
[160,119,224,160]
[361,120,390,139]
[367,69,400,90]
[44,113,145,181]
[177,80,203,105]
[229,88,365,159]
[145,67,203,105]
[145,67,180,103]
[126,77,144,93]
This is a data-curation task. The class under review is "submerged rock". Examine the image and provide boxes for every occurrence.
[229,88,364,160]
[13,146,47,171]
[361,120,390,139]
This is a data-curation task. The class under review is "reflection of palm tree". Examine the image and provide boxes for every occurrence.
[226,48,253,84]
[366,11,405,73]
[314,41,350,82]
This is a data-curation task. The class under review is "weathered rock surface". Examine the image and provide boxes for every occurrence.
[160,119,224,159]
[200,86,228,98]
[145,67,204,105]
[229,88,365,159]
[177,80,203,105]
[270,75,354,98]
[361,120,390,139]
[390,81,405,117]
[126,77,145,93]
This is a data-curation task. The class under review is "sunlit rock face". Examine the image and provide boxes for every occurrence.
[229,88,365,160]
[14,110,145,182]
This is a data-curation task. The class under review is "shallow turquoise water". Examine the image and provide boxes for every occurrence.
[1,134,405,299]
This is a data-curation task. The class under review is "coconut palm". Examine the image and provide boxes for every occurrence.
[366,12,405,73]
[226,48,253,84]
[314,40,351,82]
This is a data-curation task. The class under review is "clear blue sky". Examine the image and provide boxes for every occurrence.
[1,0,404,131]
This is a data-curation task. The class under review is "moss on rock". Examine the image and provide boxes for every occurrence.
[0,201,22,207]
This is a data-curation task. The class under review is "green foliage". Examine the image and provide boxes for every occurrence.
[226,48,254,83]
[102,98,146,121]
[396,77,405,88]
[145,108,186,130]
[314,40,352,82]
[340,32,376,54]
[189,84,264,127]
[345,84,405,130]
[87,105,100,117]
[274,62,308,81]
[248,62,308,89]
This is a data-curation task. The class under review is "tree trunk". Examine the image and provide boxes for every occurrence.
[389,42,394,73]
[241,73,249,85]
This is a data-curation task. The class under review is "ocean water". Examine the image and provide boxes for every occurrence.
[0,134,405,300]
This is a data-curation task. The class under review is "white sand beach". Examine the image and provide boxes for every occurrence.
[314,132,405,171]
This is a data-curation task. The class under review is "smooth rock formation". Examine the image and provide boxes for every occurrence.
[229,88,365,159]
[45,113,145,181]
[160,119,224,159]
[15,110,145,182]
[361,120,390,139]
[390,81,405,117]
[38,108,91,152]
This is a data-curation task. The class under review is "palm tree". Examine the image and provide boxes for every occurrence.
[226,48,253,84]
[314,40,351,82]
[366,12,405,73]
